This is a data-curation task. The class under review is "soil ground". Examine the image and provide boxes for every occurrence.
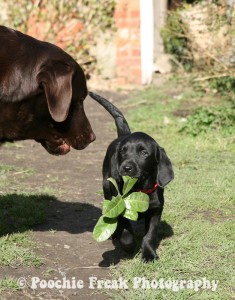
[0,90,132,299]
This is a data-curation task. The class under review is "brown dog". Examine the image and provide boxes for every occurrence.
[0,26,95,155]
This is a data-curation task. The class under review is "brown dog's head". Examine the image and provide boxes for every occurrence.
[0,26,95,155]
[36,58,96,155]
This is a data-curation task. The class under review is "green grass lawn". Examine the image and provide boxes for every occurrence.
[109,76,235,299]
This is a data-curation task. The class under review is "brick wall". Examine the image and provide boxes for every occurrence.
[114,0,142,85]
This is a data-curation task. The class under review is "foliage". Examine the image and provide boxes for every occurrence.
[180,104,235,136]
[0,277,20,292]
[3,0,116,76]
[161,9,193,71]
[209,76,235,94]
[93,176,149,242]
[161,0,234,73]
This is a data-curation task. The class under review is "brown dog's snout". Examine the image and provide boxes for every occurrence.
[89,131,96,143]
[75,128,96,150]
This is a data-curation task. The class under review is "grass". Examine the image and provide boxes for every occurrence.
[0,277,19,293]
[0,193,50,235]
[108,76,235,299]
[0,165,36,188]
[0,232,42,267]
[0,164,55,292]
[0,196,46,292]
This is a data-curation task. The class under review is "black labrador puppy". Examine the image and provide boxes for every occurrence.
[89,92,174,262]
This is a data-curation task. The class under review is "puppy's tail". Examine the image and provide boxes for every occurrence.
[89,91,131,137]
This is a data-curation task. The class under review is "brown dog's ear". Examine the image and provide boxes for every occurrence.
[156,147,174,188]
[38,61,74,122]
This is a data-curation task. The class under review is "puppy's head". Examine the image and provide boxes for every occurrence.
[117,132,174,188]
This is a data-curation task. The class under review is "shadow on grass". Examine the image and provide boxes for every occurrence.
[0,194,173,266]
[0,193,101,237]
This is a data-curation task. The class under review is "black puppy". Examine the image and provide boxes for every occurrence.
[89,92,174,262]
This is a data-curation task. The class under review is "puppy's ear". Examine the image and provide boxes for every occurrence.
[38,61,74,122]
[156,146,174,188]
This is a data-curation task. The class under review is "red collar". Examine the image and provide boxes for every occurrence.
[138,183,158,195]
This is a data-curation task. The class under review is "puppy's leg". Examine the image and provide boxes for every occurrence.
[114,216,136,253]
[141,208,163,262]
[103,179,136,253]
[103,179,114,200]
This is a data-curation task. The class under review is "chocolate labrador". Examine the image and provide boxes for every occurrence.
[0,25,95,155]
[89,92,174,262]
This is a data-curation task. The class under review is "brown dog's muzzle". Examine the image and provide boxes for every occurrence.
[37,100,96,155]
[38,114,96,155]
[40,129,96,155]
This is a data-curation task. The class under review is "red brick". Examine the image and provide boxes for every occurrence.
[116,68,129,77]
[118,49,129,57]
[117,58,131,66]
[130,10,140,18]
[132,48,140,56]
[131,67,141,76]
[114,10,128,19]
[115,20,130,28]
[129,58,141,66]
[130,0,140,11]
[129,20,140,28]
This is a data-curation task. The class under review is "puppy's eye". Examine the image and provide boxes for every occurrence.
[119,147,126,155]
[139,150,148,157]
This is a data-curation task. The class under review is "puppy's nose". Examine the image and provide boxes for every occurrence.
[123,165,132,173]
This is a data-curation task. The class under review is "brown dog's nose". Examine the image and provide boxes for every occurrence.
[89,131,96,143]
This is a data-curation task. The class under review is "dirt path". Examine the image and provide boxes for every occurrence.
[0,91,132,299]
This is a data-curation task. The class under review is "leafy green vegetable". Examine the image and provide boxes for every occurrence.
[122,209,138,221]
[122,176,138,196]
[108,178,120,195]
[93,176,150,242]
[103,195,125,218]
[93,216,117,242]
[124,192,149,212]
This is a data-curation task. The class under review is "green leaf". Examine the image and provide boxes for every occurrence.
[122,176,138,196]
[102,200,111,214]
[124,192,149,212]
[103,195,125,218]
[93,216,117,242]
[107,178,120,195]
[122,209,138,221]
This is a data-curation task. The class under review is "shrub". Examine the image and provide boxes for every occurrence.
[180,105,235,136]
[209,76,235,94]
[3,0,116,76]
[160,9,193,71]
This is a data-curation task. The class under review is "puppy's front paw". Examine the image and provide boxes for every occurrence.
[141,242,159,262]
